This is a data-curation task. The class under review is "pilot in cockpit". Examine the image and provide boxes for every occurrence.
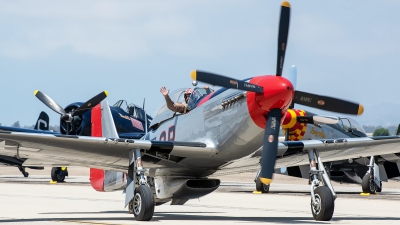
[160,86,213,114]
[160,86,192,114]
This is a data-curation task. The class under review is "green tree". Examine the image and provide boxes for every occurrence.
[373,128,389,136]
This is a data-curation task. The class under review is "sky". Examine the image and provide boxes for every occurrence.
[0,0,399,127]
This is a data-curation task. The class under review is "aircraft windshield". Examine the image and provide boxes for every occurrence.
[338,117,366,133]
[113,100,147,122]
[347,118,365,133]
[187,87,213,110]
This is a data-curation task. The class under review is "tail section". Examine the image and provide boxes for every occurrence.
[89,100,126,192]
[34,111,49,130]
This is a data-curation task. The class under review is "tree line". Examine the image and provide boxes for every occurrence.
[363,125,399,136]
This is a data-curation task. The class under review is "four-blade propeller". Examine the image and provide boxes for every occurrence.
[190,1,364,185]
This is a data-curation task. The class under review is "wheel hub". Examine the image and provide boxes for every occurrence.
[57,171,64,180]
[312,193,322,215]
[369,179,376,192]
[133,193,142,215]
[263,184,269,192]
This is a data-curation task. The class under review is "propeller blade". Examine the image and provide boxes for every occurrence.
[260,108,282,184]
[297,115,339,124]
[34,90,66,116]
[190,70,263,93]
[276,1,290,76]
[293,90,364,116]
[72,91,108,116]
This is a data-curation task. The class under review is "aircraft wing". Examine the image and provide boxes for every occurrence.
[214,137,400,176]
[1,130,400,174]
[0,131,212,172]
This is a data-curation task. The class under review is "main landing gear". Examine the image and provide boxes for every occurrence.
[308,149,336,221]
[126,149,155,221]
[361,156,382,194]
[254,170,270,193]
[51,167,68,182]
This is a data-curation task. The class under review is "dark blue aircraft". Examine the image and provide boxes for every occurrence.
[0,90,152,181]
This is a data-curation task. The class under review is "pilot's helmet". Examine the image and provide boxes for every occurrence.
[184,88,193,101]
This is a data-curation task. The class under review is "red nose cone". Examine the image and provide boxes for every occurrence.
[247,75,294,129]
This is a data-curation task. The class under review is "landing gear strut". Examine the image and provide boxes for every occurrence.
[308,149,335,221]
[362,156,382,194]
[125,149,155,221]
[254,171,270,193]
[18,166,29,177]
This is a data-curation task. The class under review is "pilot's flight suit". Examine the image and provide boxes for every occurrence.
[164,95,188,114]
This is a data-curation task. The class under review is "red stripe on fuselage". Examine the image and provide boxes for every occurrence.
[89,104,105,192]
[196,92,214,107]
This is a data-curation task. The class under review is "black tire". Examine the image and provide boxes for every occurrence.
[23,172,29,177]
[311,186,335,221]
[51,167,66,182]
[255,176,270,193]
[361,173,376,194]
[132,185,155,221]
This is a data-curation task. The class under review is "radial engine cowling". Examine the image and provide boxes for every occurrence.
[154,176,220,199]
[60,102,92,135]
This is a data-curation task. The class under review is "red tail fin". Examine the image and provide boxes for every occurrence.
[89,104,105,192]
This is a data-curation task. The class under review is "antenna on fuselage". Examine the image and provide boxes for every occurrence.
[143,98,148,134]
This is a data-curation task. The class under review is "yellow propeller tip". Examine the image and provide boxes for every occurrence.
[358,104,364,115]
[34,90,39,96]
[190,70,197,81]
[260,177,272,185]
[104,90,109,96]
[282,1,290,8]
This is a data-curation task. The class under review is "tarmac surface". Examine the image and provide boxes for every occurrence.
[1,167,400,224]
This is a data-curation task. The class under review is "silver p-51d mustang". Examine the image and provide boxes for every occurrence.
[1,1,400,222]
